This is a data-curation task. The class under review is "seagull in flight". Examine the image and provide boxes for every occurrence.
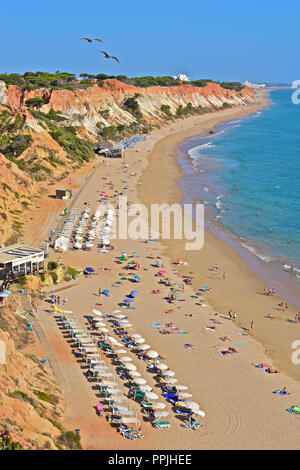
[98,51,120,63]
[80,37,93,43]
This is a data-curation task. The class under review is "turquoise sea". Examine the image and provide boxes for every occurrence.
[179,89,300,276]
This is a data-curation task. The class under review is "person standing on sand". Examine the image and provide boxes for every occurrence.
[223,272,226,280]
[98,288,102,297]
[251,321,254,330]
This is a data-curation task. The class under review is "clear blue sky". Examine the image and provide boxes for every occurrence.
[1,0,299,83]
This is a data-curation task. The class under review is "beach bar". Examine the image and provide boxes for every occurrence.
[0,244,45,291]
[94,142,123,158]
[55,188,72,200]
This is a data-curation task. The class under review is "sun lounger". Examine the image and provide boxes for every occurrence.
[154,421,171,428]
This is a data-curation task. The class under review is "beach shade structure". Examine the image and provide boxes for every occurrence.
[145,392,159,401]
[134,338,145,344]
[122,298,134,304]
[133,378,147,385]
[112,310,122,314]
[162,370,175,377]
[115,349,127,354]
[93,309,103,316]
[99,328,109,333]
[125,363,137,371]
[106,337,119,344]
[121,356,132,362]
[156,261,163,267]
[178,393,193,399]
[192,409,206,418]
[84,267,96,274]
[130,290,139,298]
[163,378,178,385]
[101,380,118,388]
[103,290,110,295]
[151,402,166,410]
[175,385,188,391]
[203,286,210,291]
[130,333,141,339]
[158,270,167,275]
[177,258,184,263]
[172,291,181,298]
[133,275,141,282]
[146,350,159,359]
[137,344,150,351]
[156,363,169,371]
[73,242,82,249]
[139,385,152,392]
[154,411,169,419]
[128,371,141,377]
[95,322,106,327]
[185,401,200,410]
[75,235,83,240]
[115,314,127,320]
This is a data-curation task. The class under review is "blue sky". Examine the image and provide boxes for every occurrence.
[1,0,299,83]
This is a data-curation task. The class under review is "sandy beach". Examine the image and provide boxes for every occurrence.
[22,91,300,450]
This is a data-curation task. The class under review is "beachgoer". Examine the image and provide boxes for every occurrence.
[250,321,254,330]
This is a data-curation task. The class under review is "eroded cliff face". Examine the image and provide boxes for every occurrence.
[0,296,64,449]
[0,79,255,244]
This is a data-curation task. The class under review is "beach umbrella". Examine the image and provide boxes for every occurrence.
[93,309,103,316]
[95,322,106,327]
[185,401,200,409]
[156,363,168,371]
[103,289,110,295]
[175,385,188,391]
[128,371,141,377]
[121,356,132,362]
[158,270,167,275]
[151,402,166,410]
[101,380,117,387]
[162,370,175,377]
[154,411,169,418]
[145,392,159,400]
[163,378,178,385]
[106,337,118,344]
[133,275,141,282]
[137,344,150,351]
[115,349,127,354]
[172,291,181,298]
[177,258,184,263]
[112,310,122,314]
[192,409,206,418]
[133,378,147,385]
[130,290,139,297]
[134,338,145,344]
[115,314,127,319]
[125,363,137,371]
[146,350,159,359]
[139,385,152,392]
[178,393,193,399]
[99,328,109,333]
[130,333,141,339]
[123,298,134,303]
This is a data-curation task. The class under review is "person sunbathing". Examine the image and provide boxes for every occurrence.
[228,347,238,353]
[219,336,230,342]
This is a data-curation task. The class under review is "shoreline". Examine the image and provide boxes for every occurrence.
[138,90,300,384]
[17,91,300,449]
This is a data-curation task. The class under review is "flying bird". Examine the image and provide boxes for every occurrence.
[98,51,120,63]
[93,38,103,43]
[80,37,93,43]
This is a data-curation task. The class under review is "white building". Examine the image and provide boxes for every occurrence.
[173,74,190,82]
[244,80,266,89]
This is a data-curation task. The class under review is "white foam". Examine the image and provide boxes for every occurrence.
[240,242,272,262]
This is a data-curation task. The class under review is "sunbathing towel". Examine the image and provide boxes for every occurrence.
[286,406,300,415]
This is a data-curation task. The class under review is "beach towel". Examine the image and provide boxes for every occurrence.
[152,323,164,327]
[286,406,300,416]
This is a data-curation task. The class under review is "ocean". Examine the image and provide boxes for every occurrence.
[178,89,300,278]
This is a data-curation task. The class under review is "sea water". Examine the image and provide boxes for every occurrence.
[178,89,300,274]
